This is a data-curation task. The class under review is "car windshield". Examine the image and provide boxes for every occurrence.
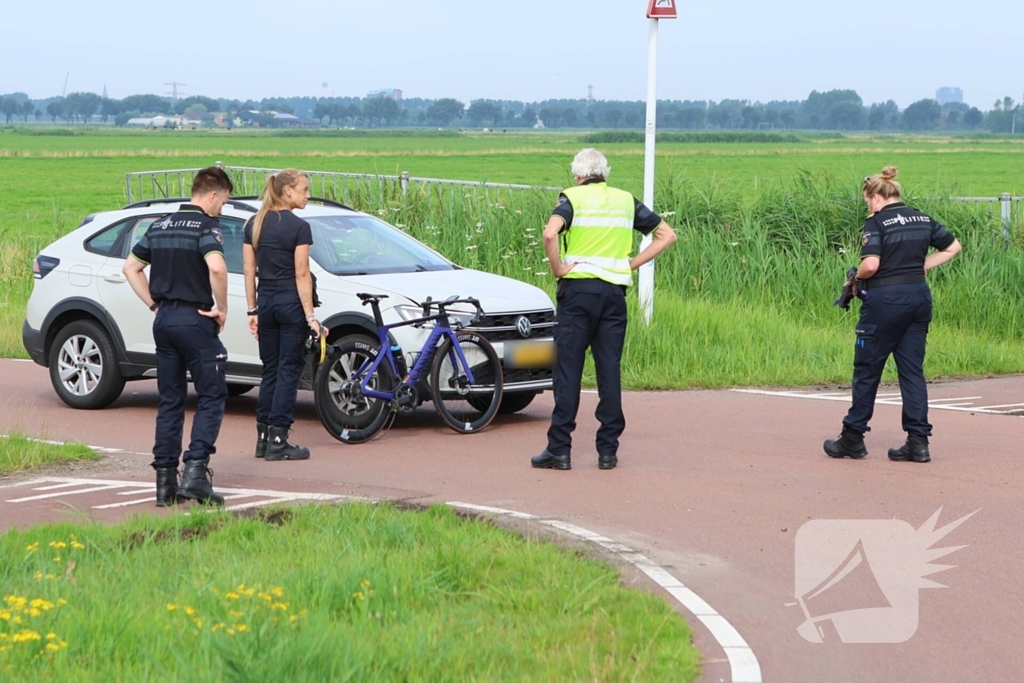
[307,214,454,276]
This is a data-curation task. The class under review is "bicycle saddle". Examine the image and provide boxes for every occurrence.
[356,292,389,303]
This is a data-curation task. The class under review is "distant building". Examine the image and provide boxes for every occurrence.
[936,87,964,106]
[234,110,319,128]
[367,88,403,102]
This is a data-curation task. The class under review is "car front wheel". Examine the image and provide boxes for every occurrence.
[48,320,126,410]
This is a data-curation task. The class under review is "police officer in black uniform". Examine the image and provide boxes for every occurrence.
[243,169,324,461]
[825,166,961,463]
[123,166,233,505]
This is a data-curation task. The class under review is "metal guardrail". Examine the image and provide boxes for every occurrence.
[939,194,1022,240]
[124,163,562,206]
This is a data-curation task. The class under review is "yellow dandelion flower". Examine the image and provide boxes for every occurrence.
[229,610,243,619]
[211,623,224,632]
[258,592,272,602]
[193,618,203,629]
[289,615,298,623]
[46,575,56,581]
[270,587,284,598]
[56,599,67,606]
[12,616,22,624]
[53,557,61,563]
[227,629,235,636]
[224,592,239,600]
[31,599,54,611]
[46,633,58,640]
[0,611,10,621]
[33,572,43,581]
[360,580,371,589]
[166,604,177,612]
[71,542,85,550]
[184,607,196,617]
[270,603,288,611]
[236,624,248,632]
[26,543,39,552]
[49,541,66,550]
[26,608,41,618]
[45,643,61,653]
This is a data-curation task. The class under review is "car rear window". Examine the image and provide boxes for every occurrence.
[84,219,134,256]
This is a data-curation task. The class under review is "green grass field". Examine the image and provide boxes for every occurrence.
[0,433,99,475]
[2,128,1022,386]
[0,503,700,681]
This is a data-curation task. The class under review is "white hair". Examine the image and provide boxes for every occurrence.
[571,148,611,180]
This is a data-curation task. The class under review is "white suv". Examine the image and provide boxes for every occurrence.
[23,197,555,414]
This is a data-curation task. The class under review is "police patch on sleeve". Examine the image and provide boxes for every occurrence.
[554,195,568,209]
[211,227,224,244]
[861,232,871,246]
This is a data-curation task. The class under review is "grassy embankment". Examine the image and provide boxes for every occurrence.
[0,433,99,475]
[0,503,700,681]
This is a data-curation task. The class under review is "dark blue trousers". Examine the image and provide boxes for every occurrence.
[547,278,628,457]
[152,305,228,470]
[256,286,307,428]
[844,283,933,437]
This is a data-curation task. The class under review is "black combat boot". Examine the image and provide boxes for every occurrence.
[823,426,868,459]
[531,450,571,470]
[155,467,179,507]
[264,426,311,461]
[255,421,269,458]
[177,458,225,506]
[888,433,931,463]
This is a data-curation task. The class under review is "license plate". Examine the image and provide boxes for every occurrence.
[504,340,555,369]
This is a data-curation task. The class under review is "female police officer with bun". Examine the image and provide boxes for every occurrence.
[824,166,961,464]
[243,169,326,462]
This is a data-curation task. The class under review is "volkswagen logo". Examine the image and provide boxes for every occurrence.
[515,316,532,338]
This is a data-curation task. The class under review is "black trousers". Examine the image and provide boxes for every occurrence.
[256,285,307,428]
[547,278,628,457]
[844,283,933,437]
[152,304,228,470]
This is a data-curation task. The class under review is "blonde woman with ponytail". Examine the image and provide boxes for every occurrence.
[243,170,325,462]
[824,166,961,464]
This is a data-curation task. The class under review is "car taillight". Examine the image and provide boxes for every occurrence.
[34,255,60,279]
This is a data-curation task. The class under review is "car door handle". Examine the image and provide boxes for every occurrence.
[103,274,126,284]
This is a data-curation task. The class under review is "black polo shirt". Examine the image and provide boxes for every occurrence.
[551,178,663,235]
[130,204,225,306]
[861,202,956,280]
[243,210,313,280]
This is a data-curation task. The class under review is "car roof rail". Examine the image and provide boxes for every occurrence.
[121,198,260,211]
[232,195,355,211]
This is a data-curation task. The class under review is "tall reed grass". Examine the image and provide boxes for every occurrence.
[324,171,1024,388]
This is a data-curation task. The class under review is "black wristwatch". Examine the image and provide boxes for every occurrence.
[149,302,159,312]
[247,308,258,316]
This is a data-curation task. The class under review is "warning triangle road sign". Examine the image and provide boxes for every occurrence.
[647,0,678,19]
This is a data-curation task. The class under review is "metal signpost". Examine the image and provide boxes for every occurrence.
[640,0,677,324]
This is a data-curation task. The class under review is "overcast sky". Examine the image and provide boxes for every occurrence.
[2,0,1021,109]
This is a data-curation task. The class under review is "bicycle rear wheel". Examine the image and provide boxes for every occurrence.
[430,332,503,433]
[314,335,395,444]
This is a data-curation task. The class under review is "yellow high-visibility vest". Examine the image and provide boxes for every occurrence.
[560,183,635,286]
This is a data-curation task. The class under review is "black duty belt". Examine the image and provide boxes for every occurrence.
[258,278,296,288]
[160,300,211,311]
[863,273,926,290]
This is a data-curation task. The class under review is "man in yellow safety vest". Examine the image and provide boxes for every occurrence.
[532,148,677,471]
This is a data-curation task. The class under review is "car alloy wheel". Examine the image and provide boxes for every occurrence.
[57,334,104,397]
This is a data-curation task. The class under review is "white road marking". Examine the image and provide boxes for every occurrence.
[7,485,135,503]
[448,501,762,683]
[2,477,350,512]
[975,402,1024,410]
[732,389,1022,415]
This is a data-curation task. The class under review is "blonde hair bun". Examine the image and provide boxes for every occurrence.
[880,166,899,180]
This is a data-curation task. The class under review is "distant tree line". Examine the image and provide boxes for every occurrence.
[1,89,1021,133]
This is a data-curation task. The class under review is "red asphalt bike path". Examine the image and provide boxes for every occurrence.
[1,358,1021,683]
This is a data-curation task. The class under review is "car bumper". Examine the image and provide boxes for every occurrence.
[22,320,47,366]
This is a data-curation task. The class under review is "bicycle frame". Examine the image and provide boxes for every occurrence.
[351,310,479,403]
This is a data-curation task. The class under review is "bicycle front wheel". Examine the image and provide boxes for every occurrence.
[314,335,395,444]
[430,332,503,434]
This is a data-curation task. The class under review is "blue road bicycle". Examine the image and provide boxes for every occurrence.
[314,293,504,443]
